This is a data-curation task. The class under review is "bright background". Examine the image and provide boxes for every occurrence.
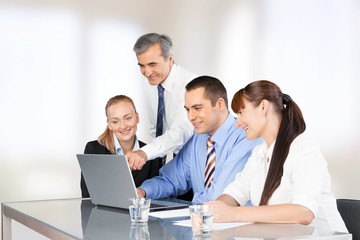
[1,0,359,239]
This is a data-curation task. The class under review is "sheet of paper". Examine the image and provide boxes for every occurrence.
[149,208,190,219]
[172,219,252,230]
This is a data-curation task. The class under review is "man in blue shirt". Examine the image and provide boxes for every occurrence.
[137,76,262,203]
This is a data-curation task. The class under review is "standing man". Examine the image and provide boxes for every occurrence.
[129,33,197,170]
[136,76,262,203]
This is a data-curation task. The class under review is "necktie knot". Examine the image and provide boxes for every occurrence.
[207,138,215,147]
[157,84,165,95]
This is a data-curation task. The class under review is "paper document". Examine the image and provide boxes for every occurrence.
[149,208,190,219]
[173,219,252,230]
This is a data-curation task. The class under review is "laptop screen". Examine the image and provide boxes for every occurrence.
[77,154,190,211]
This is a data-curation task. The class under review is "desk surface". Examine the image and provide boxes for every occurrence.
[2,198,351,240]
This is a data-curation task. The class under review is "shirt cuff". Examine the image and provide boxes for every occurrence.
[140,182,154,198]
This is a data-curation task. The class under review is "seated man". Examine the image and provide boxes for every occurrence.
[137,76,262,203]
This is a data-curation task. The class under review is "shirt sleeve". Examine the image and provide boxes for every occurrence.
[286,138,328,215]
[140,104,194,159]
[140,138,193,199]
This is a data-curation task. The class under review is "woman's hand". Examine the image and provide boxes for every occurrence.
[205,200,237,223]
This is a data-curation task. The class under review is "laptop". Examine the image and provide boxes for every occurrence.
[77,154,190,211]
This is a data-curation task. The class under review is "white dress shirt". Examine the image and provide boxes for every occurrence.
[141,64,197,160]
[223,134,348,233]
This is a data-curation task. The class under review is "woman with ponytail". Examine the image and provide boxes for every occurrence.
[80,95,159,198]
[206,80,347,233]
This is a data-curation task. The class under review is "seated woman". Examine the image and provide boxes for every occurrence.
[81,95,160,198]
[206,80,347,233]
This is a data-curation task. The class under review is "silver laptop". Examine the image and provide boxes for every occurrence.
[77,154,189,211]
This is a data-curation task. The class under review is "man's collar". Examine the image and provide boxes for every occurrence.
[160,63,178,93]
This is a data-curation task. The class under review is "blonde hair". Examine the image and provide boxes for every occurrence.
[98,95,137,153]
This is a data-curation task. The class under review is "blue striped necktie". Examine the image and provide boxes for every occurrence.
[204,138,216,188]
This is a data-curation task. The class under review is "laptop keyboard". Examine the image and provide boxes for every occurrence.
[150,203,166,208]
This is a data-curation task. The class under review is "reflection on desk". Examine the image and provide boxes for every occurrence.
[211,223,315,240]
[82,204,164,239]
[2,199,351,240]
[80,201,348,240]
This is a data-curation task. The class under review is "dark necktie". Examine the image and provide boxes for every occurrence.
[156,84,166,167]
[156,84,165,137]
[204,138,216,188]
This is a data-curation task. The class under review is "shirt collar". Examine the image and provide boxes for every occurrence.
[267,141,275,159]
[258,140,275,163]
[207,113,234,147]
[113,133,140,155]
[160,63,178,93]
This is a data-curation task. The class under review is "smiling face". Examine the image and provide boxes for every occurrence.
[235,99,266,140]
[184,87,224,136]
[106,101,139,144]
[136,43,174,86]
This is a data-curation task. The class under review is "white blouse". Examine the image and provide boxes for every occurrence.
[223,134,347,233]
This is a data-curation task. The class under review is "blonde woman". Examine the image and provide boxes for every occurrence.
[80,95,159,198]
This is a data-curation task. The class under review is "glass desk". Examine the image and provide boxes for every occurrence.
[2,198,351,240]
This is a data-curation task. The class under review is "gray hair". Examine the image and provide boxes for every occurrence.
[133,33,173,60]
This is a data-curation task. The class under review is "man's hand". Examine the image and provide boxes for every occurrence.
[128,150,148,170]
[136,188,146,198]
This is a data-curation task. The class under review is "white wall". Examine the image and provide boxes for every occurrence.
[1,0,359,238]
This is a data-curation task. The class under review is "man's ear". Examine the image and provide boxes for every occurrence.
[217,98,226,110]
[168,54,174,64]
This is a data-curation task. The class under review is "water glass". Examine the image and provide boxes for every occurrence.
[129,198,151,224]
[189,204,213,237]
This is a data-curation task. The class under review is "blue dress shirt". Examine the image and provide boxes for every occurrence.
[140,114,263,204]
